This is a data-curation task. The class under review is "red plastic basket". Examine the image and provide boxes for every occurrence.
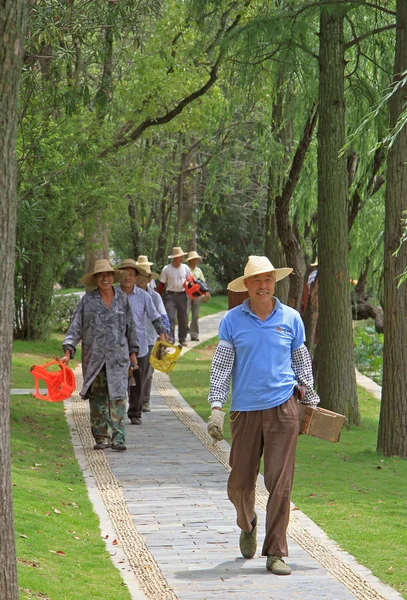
[30,359,76,402]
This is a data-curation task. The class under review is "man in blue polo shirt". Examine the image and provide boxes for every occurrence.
[207,256,319,575]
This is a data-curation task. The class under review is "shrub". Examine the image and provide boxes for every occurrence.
[50,293,81,333]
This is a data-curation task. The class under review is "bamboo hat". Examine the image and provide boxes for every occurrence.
[135,255,159,279]
[136,254,154,266]
[81,259,128,288]
[118,258,149,277]
[227,256,293,292]
[186,251,203,262]
[168,246,187,259]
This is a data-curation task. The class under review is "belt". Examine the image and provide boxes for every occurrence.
[167,291,185,294]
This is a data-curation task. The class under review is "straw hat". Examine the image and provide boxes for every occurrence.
[135,255,159,279]
[168,246,187,259]
[81,259,128,288]
[136,255,154,266]
[186,250,202,262]
[310,257,318,267]
[227,256,293,292]
[118,258,149,277]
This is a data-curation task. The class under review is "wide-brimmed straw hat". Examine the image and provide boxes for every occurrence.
[227,256,293,292]
[81,259,127,288]
[136,255,154,266]
[118,258,149,277]
[186,250,202,262]
[168,246,187,259]
[310,257,318,267]
[135,255,159,279]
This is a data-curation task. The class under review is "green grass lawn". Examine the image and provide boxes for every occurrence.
[11,395,132,600]
[170,337,407,598]
[12,335,81,389]
[197,294,228,318]
[10,338,129,599]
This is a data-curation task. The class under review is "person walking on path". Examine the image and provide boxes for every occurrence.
[61,259,139,452]
[207,255,320,575]
[135,255,170,412]
[119,259,168,425]
[157,246,192,346]
[185,250,210,342]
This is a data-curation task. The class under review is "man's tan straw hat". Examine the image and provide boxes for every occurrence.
[227,256,293,292]
[168,246,187,259]
[118,258,149,277]
[186,250,203,262]
[81,259,127,288]
[135,255,159,279]
[136,254,154,266]
[310,257,318,267]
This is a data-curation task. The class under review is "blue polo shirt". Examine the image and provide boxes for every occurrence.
[219,298,305,411]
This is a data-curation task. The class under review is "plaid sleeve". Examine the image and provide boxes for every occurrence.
[291,344,320,406]
[208,340,235,408]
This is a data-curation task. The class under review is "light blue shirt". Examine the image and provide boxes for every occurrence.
[219,298,305,411]
[127,286,161,358]
[146,288,170,346]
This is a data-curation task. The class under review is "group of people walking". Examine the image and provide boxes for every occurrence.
[62,249,320,578]
[61,246,208,451]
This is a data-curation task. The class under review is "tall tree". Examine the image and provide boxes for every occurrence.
[0,1,27,597]
[313,6,360,425]
[378,0,407,458]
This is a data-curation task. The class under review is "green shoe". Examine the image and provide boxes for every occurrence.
[239,512,257,559]
[266,555,292,575]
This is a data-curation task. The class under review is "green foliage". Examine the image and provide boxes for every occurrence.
[50,293,81,334]
[353,320,383,385]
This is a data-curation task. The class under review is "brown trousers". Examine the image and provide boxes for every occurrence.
[228,395,298,557]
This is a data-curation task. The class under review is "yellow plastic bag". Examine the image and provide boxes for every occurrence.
[149,339,182,373]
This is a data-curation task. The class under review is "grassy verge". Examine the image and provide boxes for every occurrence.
[54,288,82,295]
[12,335,81,389]
[11,395,132,600]
[192,294,228,319]
[170,337,407,598]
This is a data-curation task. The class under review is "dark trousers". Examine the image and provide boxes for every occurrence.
[165,291,188,343]
[127,354,150,419]
[143,345,154,409]
[188,297,201,340]
[227,396,299,557]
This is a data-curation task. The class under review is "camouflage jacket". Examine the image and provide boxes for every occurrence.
[63,288,139,400]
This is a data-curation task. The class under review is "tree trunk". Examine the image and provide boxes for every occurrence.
[378,0,407,457]
[84,213,109,274]
[0,2,27,598]
[314,8,360,425]
[128,195,142,258]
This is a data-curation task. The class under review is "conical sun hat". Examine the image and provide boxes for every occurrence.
[136,255,154,266]
[186,250,203,262]
[227,256,293,292]
[80,259,128,288]
[118,258,149,277]
[168,246,187,259]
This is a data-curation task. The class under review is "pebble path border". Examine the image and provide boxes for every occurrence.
[71,373,178,600]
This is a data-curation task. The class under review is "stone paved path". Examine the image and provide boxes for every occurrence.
[15,311,402,600]
[65,312,402,600]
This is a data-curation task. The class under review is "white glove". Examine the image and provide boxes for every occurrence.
[207,409,225,442]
